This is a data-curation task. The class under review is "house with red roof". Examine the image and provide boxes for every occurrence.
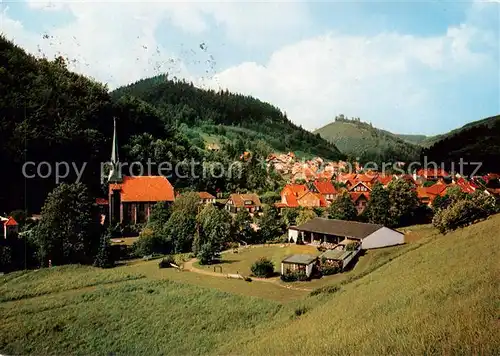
[225,193,262,214]
[376,175,394,186]
[277,183,327,209]
[311,180,337,203]
[1,216,18,239]
[416,181,448,206]
[198,192,216,205]
[415,168,449,181]
[350,192,370,214]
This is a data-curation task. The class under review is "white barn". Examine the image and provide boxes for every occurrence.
[288,218,404,249]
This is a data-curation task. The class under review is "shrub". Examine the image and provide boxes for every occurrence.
[198,242,220,265]
[280,270,308,282]
[296,235,304,245]
[345,242,359,251]
[310,285,341,296]
[251,257,275,278]
[432,192,497,233]
[158,255,175,268]
[294,305,309,317]
[321,265,341,276]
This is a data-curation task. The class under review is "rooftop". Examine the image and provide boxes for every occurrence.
[320,249,353,261]
[281,254,317,265]
[293,217,389,239]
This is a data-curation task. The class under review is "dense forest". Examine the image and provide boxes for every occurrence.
[422,115,500,175]
[111,75,344,160]
[314,115,423,164]
[2,36,339,213]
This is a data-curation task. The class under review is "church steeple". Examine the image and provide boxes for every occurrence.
[108,117,122,183]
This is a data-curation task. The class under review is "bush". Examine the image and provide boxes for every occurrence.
[432,192,497,233]
[131,233,167,257]
[198,242,220,265]
[345,242,359,251]
[310,285,341,296]
[250,257,275,278]
[158,255,175,268]
[296,235,304,245]
[280,270,308,282]
[321,265,341,276]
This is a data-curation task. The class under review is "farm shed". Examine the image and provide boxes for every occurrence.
[320,248,359,271]
[289,218,404,249]
[281,254,317,278]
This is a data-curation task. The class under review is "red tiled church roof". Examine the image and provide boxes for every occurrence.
[109,176,175,202]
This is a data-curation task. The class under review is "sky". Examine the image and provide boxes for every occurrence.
[1,0,499,135]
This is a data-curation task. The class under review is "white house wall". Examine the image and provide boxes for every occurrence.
[361,227,404,249]
[288,229,299,242]
[305,263,313,277]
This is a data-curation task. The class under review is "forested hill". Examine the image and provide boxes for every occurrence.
[0,37,207,212]
[314,116,422,164]
[111,75,345,160]
[422,115,500,175]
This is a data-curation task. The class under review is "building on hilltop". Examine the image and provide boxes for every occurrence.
[107,118,175,225]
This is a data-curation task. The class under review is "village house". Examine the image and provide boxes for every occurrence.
[225,193,261,214]
[350,192,370,214]
[276,184,327,209]
[416,180,447,206]
[1,216,18,239]
[107,118,175,225]
[414,168,449,182]
[198,192,216,205]
[288,217,405,250]
[310,180,337,203]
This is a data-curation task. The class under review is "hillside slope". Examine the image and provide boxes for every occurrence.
[219,215,500,355]
[423,114,500,175]
[1,216,498,354]
[396,114,500,148]
[111,76,345,160]
[0,36,202,212]
[314,116,422,163]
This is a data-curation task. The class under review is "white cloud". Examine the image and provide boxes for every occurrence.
[1,1,497,134]
[207,8,498,134]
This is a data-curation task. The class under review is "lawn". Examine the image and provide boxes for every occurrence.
[1,217,498,355]
[193,244,320,276]
[218,215,500,355]
[0,278,288,356]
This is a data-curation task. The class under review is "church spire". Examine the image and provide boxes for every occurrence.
[108,117,122,183]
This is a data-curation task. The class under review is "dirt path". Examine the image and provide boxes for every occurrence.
[183,257,313,292]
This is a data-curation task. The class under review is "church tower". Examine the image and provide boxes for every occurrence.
[108,117,123,225]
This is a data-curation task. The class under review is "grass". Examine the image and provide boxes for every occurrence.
[193,244,319,276]
[218,215,500,355]
[0,279,287,356]
[1,216,499,355]
[0,265,145,302]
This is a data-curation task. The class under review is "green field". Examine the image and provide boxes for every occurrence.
[193,244,319,275]
[1,216,499,355]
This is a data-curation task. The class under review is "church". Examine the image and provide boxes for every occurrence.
[107,119,175,225]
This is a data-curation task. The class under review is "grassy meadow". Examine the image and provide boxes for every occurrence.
[1,216,499,355]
